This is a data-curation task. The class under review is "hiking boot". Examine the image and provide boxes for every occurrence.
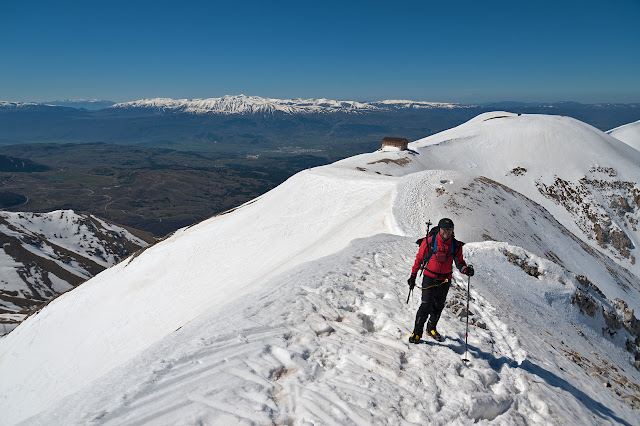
[408,333,421,344]
[427,329,443,342]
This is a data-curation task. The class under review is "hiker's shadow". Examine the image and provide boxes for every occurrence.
[440,338,633,426]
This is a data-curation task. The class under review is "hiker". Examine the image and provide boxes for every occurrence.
[408,218,474,343]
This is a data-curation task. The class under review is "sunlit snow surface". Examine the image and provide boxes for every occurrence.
[1,113,639,425]
[608,119,640,152]
[24,237,639,425]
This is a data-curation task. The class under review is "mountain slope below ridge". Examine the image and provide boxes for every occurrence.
[608,119,640,152]
[12,170,640,425]
[1,113,640,423]
[335,112,640,279]
[0,210,153,334]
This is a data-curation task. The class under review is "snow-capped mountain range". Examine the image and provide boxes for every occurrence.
[0,210,153,334]
[0,96,465,115]
[0,101,43,110]
[108,95,467,115]
[1,112,640,424]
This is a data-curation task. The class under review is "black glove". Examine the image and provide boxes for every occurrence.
[408,274,416,289]
[463,265,474,277]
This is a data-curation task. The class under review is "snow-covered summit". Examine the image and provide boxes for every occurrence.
[336,112,640,276]
[608,119,640,152]
[1,113,639,424]
[109,95,466,115]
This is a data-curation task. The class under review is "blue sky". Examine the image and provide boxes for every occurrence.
[1,0,639,103]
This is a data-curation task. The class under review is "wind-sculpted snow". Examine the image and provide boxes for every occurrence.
[0,169,401,424]
[22,237,640,424]
[1,113,640,424]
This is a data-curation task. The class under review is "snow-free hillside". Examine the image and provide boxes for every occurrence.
[0,210,153,334]
[608,119,640,152]
[1,113,639,424]
[109,95,465,115]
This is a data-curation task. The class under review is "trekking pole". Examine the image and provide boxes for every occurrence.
[406,287,413,304]
[462,272,472,363]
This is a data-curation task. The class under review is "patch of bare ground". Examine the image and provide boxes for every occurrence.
[367,158,411,166]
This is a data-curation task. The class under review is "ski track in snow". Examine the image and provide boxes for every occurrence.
[26,236,637,425]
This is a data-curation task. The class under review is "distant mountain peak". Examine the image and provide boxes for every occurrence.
[44,99,116,110]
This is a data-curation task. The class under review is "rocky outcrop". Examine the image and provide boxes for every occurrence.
[572,274,640,371]
[571,290,598,317]
[505,251,543,278]
[536,170,638,262]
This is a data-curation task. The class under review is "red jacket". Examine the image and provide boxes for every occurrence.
[411,232,466,279]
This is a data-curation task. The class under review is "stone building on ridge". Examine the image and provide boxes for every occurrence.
[381,136,409,151]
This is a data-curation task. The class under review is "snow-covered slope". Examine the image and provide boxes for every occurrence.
[0,210,153,334]
[336,112,640,278]
[1,113,639,424]
[109,95,466,115]
[608,119,640,152]
[22,236,640,425]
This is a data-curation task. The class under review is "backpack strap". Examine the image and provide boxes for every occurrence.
[419,234,438,272]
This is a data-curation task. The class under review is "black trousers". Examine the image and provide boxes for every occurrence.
[412,275,451,335]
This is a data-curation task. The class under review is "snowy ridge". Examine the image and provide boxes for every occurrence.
[608,119,640,152]
[109,95,467,115]
[339,112,640,277]
[1,114,640,424]
[0,210,152,334]
[24,236,638,425]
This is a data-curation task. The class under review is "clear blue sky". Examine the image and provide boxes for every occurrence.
[1,0,639,104]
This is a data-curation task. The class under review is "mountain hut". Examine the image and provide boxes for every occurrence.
[381,136,409,151]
